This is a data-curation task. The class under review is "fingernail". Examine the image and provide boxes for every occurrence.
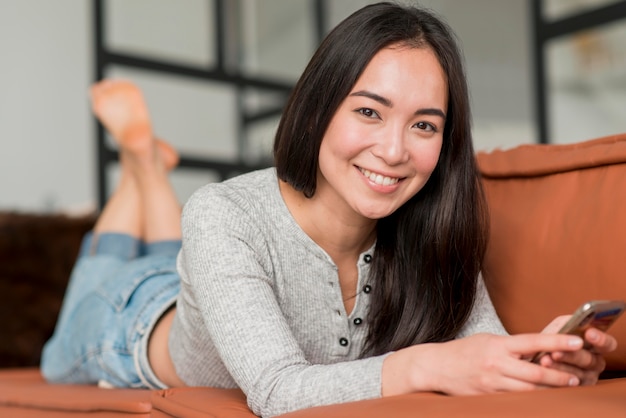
[587,329,598,342]
[569,377,580,386]
[568,337,583,347]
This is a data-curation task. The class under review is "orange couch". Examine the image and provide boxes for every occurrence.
[2,133,626,417]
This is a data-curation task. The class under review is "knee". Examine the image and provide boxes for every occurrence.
[40,337,63,382]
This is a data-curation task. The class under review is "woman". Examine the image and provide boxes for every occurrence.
[42,3,616,417]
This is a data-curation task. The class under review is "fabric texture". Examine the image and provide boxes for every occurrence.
[171,167,506,417]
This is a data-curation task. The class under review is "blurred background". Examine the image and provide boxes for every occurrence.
[0,0,625,213]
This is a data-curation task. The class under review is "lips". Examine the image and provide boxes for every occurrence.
[358,167,400,186]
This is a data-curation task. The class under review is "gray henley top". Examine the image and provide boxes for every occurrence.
[169,168,506,417]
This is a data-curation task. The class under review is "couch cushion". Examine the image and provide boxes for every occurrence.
[152,379,626,418]
[0,368,151,416]
[151,387,253,418]
[478,133,626,370]
[276,378,626,418]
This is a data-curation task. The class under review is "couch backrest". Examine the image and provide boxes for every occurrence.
[478,133,626,371]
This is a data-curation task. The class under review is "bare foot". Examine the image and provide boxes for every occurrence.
[90,79,153,155]
[156,138,179,171]
[91,79,178,171]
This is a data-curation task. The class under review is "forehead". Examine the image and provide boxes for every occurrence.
[350,45,448,107]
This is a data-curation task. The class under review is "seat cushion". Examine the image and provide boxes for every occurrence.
[276,378,626,418]
[150,377,626,418]
[151,387,253,418]
[0,368,152,417]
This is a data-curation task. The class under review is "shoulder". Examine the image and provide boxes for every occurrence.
[183,168,276,219]
[181,168,280,239]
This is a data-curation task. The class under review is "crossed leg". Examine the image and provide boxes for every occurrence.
[90,79,181,243]
[89,79,184,387]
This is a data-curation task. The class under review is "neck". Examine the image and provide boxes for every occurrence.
[279,180,376,261]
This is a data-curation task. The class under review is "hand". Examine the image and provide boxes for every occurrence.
[537,316,617,386]
[382,332,585,397]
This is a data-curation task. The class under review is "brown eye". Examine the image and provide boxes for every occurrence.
[415,121,436,132]
[358,108,379,119]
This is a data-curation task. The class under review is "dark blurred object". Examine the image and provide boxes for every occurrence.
[0,212,96,368]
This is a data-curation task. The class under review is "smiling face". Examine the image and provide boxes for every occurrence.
[316,44,448,221]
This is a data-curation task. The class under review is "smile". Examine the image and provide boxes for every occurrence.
[358,167,400,186]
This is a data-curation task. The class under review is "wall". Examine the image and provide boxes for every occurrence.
[0,1,92,212]
[0,0,536,213]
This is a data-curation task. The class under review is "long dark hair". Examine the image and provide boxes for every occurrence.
[274,2,488,355]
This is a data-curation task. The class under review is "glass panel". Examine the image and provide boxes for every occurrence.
[547,21,626,143]
[239,0,314,80]
[169,167,222,203]
[543,0,623,21]
[237,88,286,163]
[106,0,214,67]
[105,66,239,160]
[242,88,287,116]
[243,115,281,164]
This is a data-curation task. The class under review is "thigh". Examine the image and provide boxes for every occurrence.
[42,254,179,389]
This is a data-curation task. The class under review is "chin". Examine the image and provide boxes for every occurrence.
[359,207,396,220]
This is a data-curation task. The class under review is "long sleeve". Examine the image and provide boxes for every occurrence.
[171,170,388,417]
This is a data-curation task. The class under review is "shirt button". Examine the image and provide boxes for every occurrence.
[363,284,372,294]
[353,317,363,326]
[363,254,372,263]
[339,338,349,346]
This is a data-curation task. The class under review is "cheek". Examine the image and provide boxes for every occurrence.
[321,120,365,158]
[411,141,443,174]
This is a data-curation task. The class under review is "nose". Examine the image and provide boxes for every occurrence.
[371,126,410,165]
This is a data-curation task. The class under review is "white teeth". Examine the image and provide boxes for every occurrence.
[359,168,399,186]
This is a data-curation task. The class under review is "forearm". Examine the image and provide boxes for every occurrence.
[246,355,388,417]
[381,344,440,397]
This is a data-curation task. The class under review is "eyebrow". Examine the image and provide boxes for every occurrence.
[349,90,447,120]
[350,90,392,107]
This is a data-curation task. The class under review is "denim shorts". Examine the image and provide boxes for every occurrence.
[41,232,181,389]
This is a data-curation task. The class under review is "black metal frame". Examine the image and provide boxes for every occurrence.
[93,0,327,208]
[531,0,626,144]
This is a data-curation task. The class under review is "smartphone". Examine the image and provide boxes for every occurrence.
[531,300,626,363]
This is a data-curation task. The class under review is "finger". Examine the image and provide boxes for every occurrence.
[455,376,540,395]
[543,362,597,386]
[584,328,618,354]
[507,333,583,357]
[501,357,580,388]
[550,350,592,367]
[544,359,601,386]
[491,376,543,393]
[551,350,606,374]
